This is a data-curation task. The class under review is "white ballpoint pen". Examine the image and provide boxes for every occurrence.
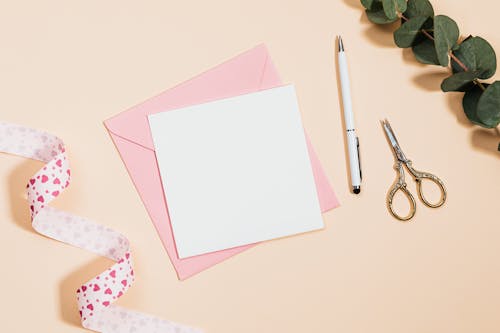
[337,36,362,194]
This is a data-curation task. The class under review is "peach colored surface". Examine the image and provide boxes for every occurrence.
[0,0,499,332]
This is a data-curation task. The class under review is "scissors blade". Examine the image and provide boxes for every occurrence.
[382,119,407,162]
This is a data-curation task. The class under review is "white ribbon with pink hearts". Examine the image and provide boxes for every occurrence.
[0,122,202,333]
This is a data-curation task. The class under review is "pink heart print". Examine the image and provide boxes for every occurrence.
[0,122,202,333]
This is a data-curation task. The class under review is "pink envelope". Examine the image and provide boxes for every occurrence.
[104,44,339,280]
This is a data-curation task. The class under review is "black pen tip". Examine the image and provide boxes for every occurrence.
[353,186,361,194]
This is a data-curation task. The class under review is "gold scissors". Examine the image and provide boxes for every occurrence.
[382,119,447,221]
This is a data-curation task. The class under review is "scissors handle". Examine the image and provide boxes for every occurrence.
[412,170,447,208]
[387,162,417,221]
[387,183,417,221]
[405,162,446,208]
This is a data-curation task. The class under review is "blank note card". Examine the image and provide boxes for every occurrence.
[148,85,324,258]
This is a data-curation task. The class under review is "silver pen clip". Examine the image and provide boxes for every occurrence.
[356,137,362,181]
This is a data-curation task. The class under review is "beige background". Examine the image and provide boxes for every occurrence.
[1,0,499,332]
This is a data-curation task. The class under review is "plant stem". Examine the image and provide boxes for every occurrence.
[450,53,468,72]
[476,81,487,91]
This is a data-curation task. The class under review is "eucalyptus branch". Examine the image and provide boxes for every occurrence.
[399,11,488,91]
[361,0,500,151]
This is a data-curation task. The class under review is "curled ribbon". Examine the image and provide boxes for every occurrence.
[0,122,201,333]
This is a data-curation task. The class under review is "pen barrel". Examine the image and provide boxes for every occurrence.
[346,131,361,187]
[338,52,355,130]
[338,50,361,189]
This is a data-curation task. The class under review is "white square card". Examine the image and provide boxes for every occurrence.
[148,85,323,258]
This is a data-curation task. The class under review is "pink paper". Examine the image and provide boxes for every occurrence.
[104,44,339,280]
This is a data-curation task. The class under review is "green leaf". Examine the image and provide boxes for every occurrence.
[366,1,399,24]
[463,84,489,127]
[382,0,397,20]
[441,70,481,92]
[412,39,440,65]
[361,0,379,10]
[404,0,434,19]
[434,15,460,66]
[477,81,500,128]
[451,37,497,79]
[395,0,407,14]
[394,0,408,14]
[394,16,429,48]
[382,0,407,20]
